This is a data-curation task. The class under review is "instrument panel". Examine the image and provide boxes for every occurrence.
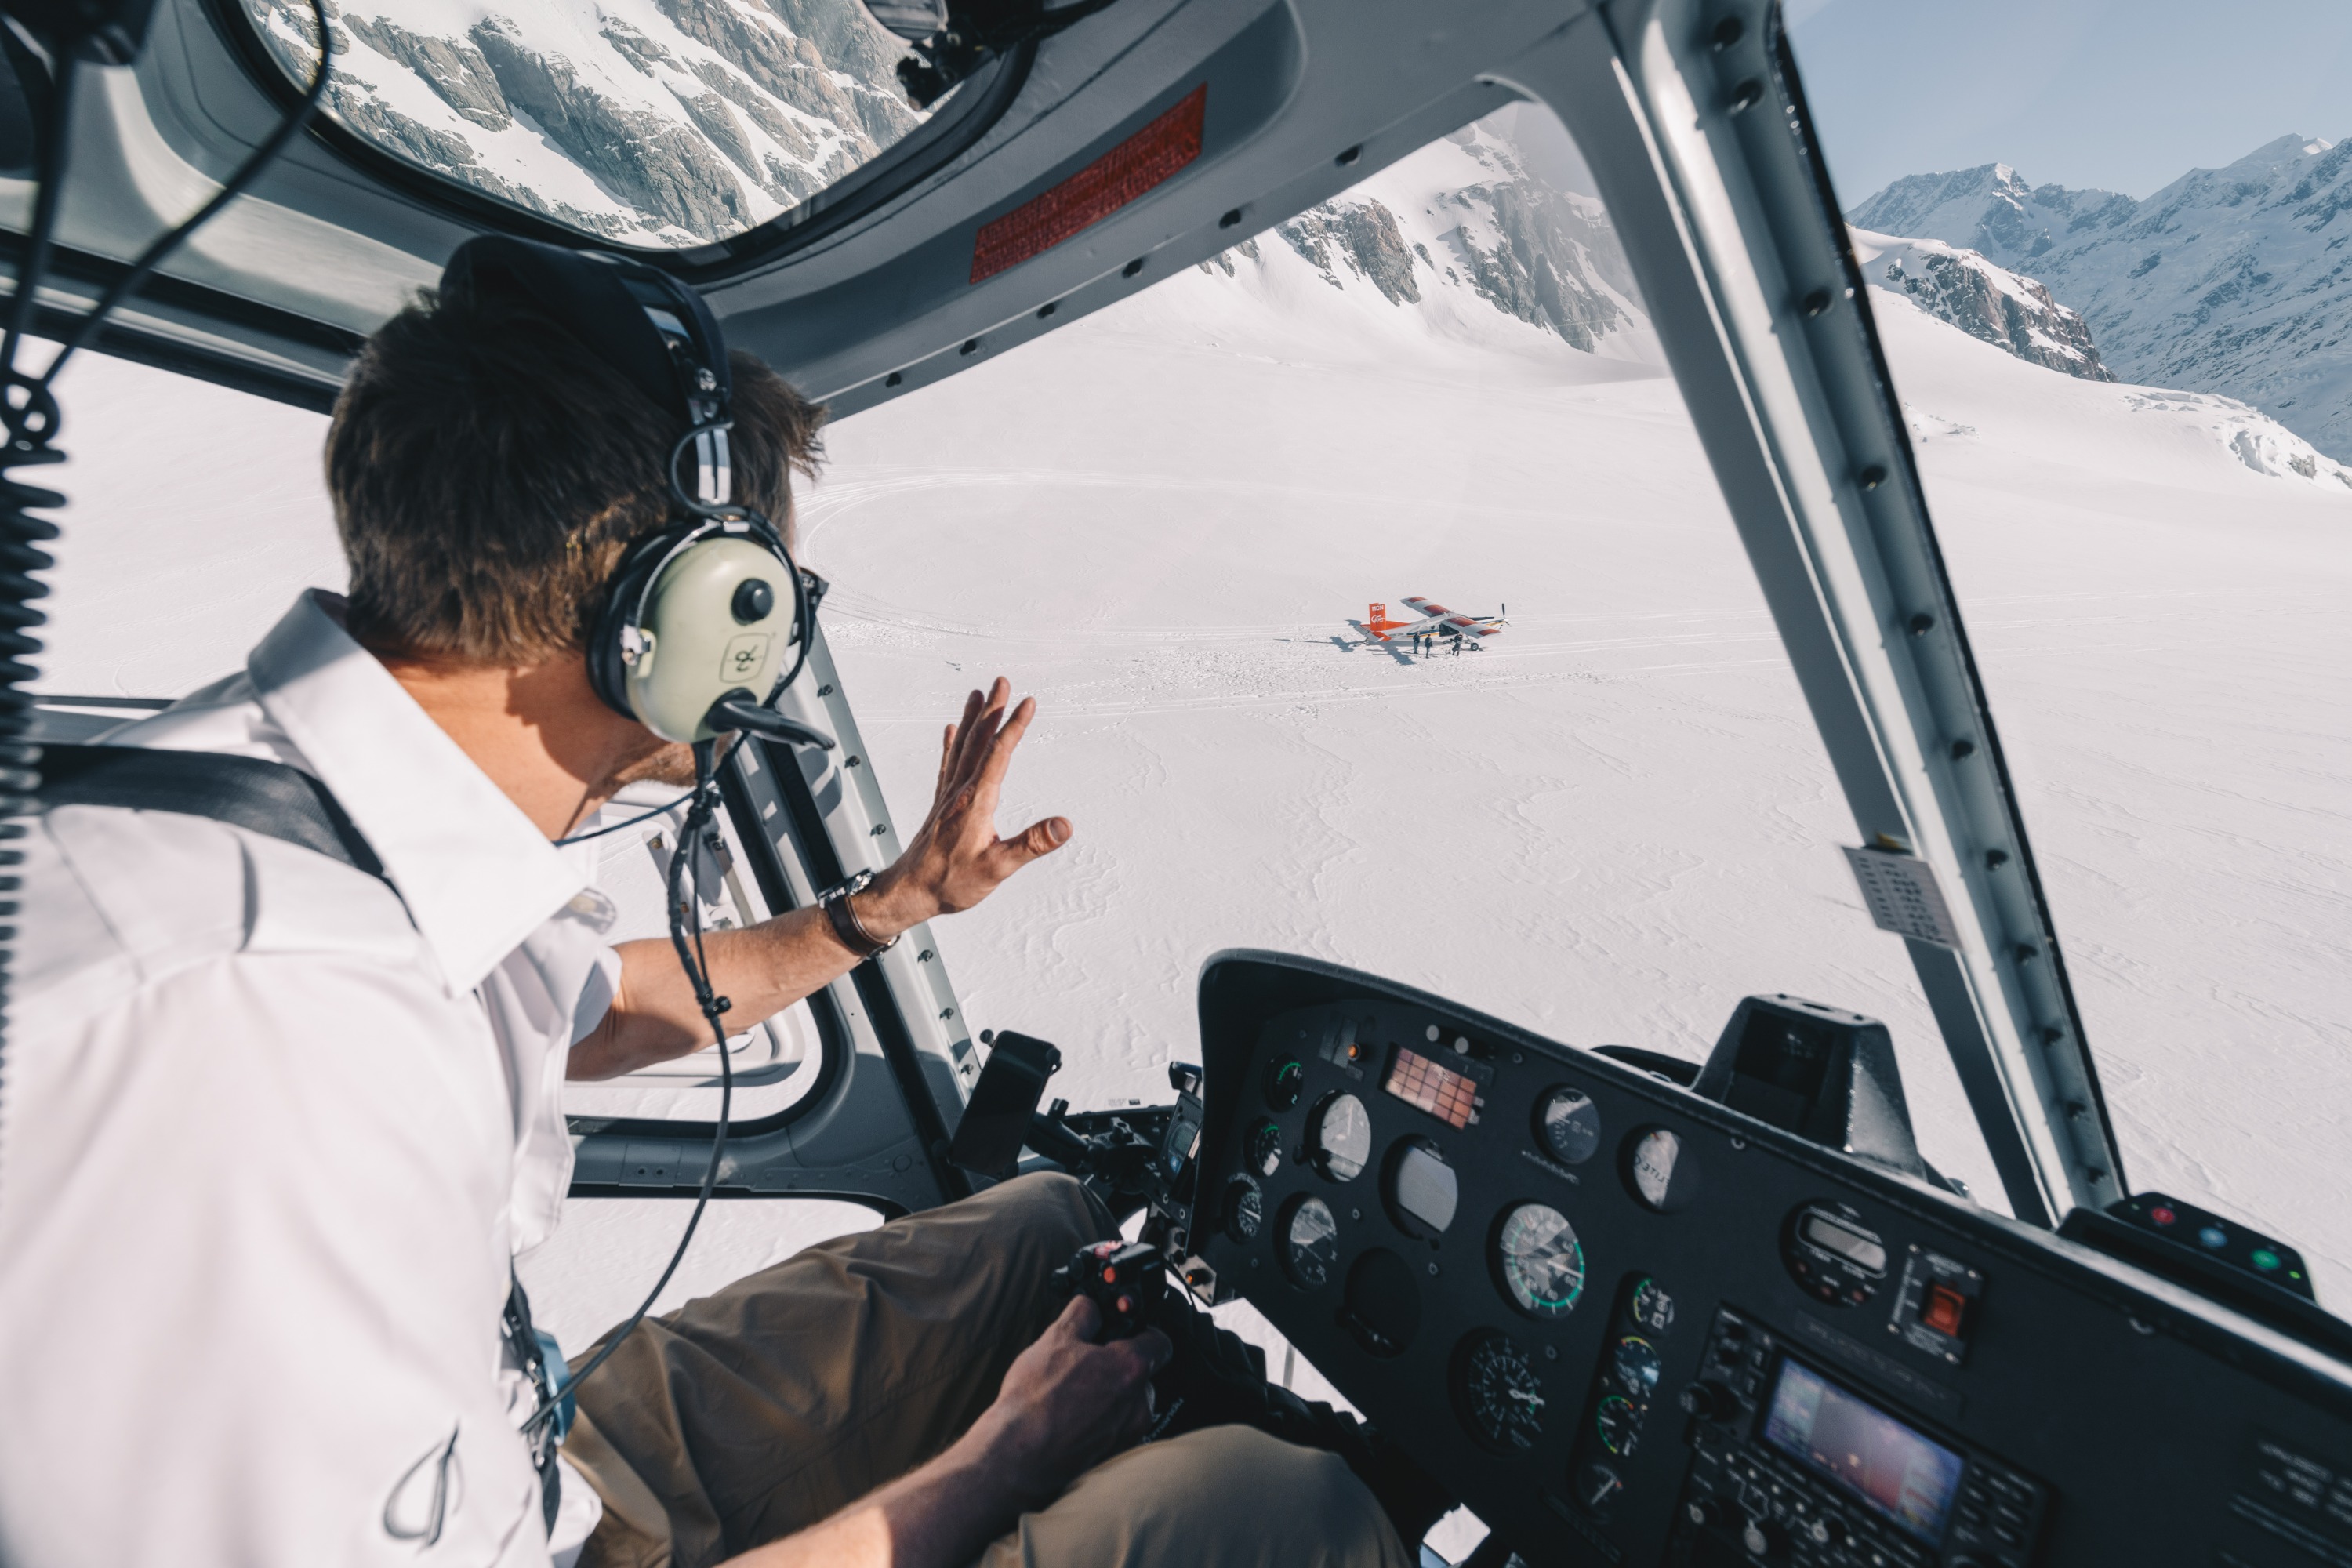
[1189,953,2352,1567]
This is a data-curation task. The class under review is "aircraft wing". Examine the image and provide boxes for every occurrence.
[1402,597,1504,638]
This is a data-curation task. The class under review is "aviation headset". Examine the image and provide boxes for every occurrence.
[441,235,829,749]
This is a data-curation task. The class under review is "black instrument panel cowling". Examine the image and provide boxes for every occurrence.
[1189,952,2352,1568]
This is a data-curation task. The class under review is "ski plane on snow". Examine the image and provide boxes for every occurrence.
[1361,598,1509,652]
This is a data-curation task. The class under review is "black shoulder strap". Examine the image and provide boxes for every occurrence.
[37,742,391,887]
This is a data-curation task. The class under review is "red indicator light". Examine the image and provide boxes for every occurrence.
[2148,1206,2176,1226]
[970,85,1207,283]
[1922,1284,1969,1337]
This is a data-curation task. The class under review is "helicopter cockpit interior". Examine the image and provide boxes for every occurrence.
[9,0,2350,1563]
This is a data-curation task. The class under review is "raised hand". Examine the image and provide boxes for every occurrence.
[855,677,1071,938]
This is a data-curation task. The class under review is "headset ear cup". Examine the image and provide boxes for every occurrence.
[586,534,673,722]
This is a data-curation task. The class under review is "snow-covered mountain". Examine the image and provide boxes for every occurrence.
[245,0,921,245]
[1849,136,2352,461]
[1185,122,1661,368]
[1849,230,2110,381]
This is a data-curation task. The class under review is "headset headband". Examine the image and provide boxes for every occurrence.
[439,235,735,507]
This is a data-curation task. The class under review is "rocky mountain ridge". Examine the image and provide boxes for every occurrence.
[1195,122,1658,363]
[1849,136,2352,460]
[1849,230,2111,380]
[247,0,919,245]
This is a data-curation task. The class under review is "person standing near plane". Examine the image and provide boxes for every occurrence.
[0,241,1418,1568]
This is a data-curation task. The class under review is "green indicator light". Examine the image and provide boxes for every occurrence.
[2250,1249,2281,1272]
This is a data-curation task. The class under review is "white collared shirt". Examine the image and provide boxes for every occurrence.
[1,592,615,1566]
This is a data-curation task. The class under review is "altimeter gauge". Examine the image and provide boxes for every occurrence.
[1494,1202,1587,1320]
[1452,1329,1546,1452]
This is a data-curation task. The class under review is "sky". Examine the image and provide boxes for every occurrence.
[1786,0,2352,203]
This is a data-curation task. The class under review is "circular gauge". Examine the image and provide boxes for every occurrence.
[1244,1119,1284,1180]
[1266,1054,1305,1112]
[1384,1138,1458,1239]
[1630,1276,1675,1336]
[1535,1087,1602,1166]
[1221,1176,1264,1243]
[1625,1127,1700,1212]
[1611,1334,1663,1398]
[1280,1195,1340,1290]
[1494,1203,1587,1320]
[1575,1461,1625,1519]
[1308,1093,1372,1182]
[1595,1393,1642,1457]
[1451,1330,1546,1453]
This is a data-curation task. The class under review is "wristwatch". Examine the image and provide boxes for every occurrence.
[819,869,899,960]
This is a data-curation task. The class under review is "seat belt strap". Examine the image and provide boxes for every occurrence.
[34,742,392,887]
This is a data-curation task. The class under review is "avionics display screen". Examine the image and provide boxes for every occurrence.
[1384,1047,1477,1128]
[1759,1359,1966,1544]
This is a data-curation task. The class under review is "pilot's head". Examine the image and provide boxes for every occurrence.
[324,269,824,672]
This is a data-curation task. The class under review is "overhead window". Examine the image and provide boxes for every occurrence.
[240,0,934,248]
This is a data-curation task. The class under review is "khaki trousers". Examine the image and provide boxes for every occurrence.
[562,1172,1410,1568]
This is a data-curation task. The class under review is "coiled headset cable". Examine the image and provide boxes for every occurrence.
[0,0,331,1172]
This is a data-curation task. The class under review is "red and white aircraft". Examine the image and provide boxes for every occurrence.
[1361,597,1509,652]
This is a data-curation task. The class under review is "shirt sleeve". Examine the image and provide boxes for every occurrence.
[570,945,624,1047]
[0,950,556,1568]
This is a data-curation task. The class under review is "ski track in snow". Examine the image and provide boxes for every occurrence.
[27,204,2352,1359]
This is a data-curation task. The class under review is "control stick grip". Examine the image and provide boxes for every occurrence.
[1054,1240,1167,1340]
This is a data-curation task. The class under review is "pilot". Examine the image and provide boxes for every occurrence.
[0,239,1428,1568]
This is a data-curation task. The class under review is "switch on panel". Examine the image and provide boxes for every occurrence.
[1892,1247,1984,1365]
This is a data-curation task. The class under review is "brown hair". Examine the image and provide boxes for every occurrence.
[327,289,825,663]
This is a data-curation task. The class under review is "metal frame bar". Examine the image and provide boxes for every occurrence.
[567,623,980,1212]
[1492,0,2122,1225]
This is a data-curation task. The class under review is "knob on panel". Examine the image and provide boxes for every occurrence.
[1679,1379,1735,1420]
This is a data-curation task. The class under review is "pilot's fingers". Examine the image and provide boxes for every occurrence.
[993,816,1072,871]
[942,687,989,788]
[972,695,1036,796]
[1052,1293,1102,1344]
[934,723,956,803]
[1128,1327,1174,1376]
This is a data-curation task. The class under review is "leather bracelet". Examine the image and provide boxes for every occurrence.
[819,870,898,960]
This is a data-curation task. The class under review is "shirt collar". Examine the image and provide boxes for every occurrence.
[247,591,587,996]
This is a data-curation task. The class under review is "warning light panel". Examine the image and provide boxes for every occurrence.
[1385,1046,1480,1129]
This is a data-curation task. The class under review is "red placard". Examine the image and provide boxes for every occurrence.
[969,85,1207,284]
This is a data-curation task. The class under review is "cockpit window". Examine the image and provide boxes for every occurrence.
[240,0,930,248]
[1841,145,2352,1295]
[811,103,2010,1204]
